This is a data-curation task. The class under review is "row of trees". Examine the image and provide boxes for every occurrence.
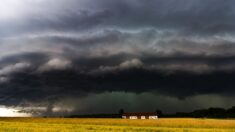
[165,106,235,118]
[67,107,235,118]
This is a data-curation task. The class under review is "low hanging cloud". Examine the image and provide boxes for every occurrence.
[38,58,71,72]
[94,59,143,73]
[0,62,31,75]
[0,62,31,83]
[15,92,235,116]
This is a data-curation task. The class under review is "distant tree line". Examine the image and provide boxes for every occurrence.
[68,114,121,118]
[65,106,235,118]
[163,106,235,118]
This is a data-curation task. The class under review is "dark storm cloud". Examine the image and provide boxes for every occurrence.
[1,0,235,37]
[0,52,49,67]
[1,47,235,107]
[62,93,235,115]
[94,0,235,34]
[1,54,235,106]
[1,0,235,115]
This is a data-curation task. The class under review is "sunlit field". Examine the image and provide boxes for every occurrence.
[0,118,235,132]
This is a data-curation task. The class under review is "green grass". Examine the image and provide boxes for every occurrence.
[0,118,235,132]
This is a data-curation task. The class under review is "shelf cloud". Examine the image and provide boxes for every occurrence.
[1,0,235,116]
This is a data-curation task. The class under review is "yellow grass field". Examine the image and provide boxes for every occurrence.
[0,118,235,132]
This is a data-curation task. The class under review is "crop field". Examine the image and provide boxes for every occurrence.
[0,118,235,132]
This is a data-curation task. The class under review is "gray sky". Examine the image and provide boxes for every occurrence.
[1,0,235,116]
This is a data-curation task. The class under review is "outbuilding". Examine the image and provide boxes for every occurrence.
[122,112,158,119]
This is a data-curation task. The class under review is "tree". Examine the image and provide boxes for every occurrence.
[119,109,124,115]
[155,109,163,117]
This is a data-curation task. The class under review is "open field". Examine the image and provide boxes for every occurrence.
[0,118,235,132]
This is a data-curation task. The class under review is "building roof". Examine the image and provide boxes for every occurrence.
[122,112,157,116]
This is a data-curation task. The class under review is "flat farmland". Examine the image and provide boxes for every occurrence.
[0,118,235,132]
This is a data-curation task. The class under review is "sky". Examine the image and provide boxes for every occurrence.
[1,0,235,117]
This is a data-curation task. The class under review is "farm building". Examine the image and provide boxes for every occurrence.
[122,112,158,119]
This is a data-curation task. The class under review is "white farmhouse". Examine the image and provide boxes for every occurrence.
[122,112,158,119]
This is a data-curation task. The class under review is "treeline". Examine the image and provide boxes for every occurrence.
[67,114,121,118]
[65,106,235,118]
[163,106,235,118]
